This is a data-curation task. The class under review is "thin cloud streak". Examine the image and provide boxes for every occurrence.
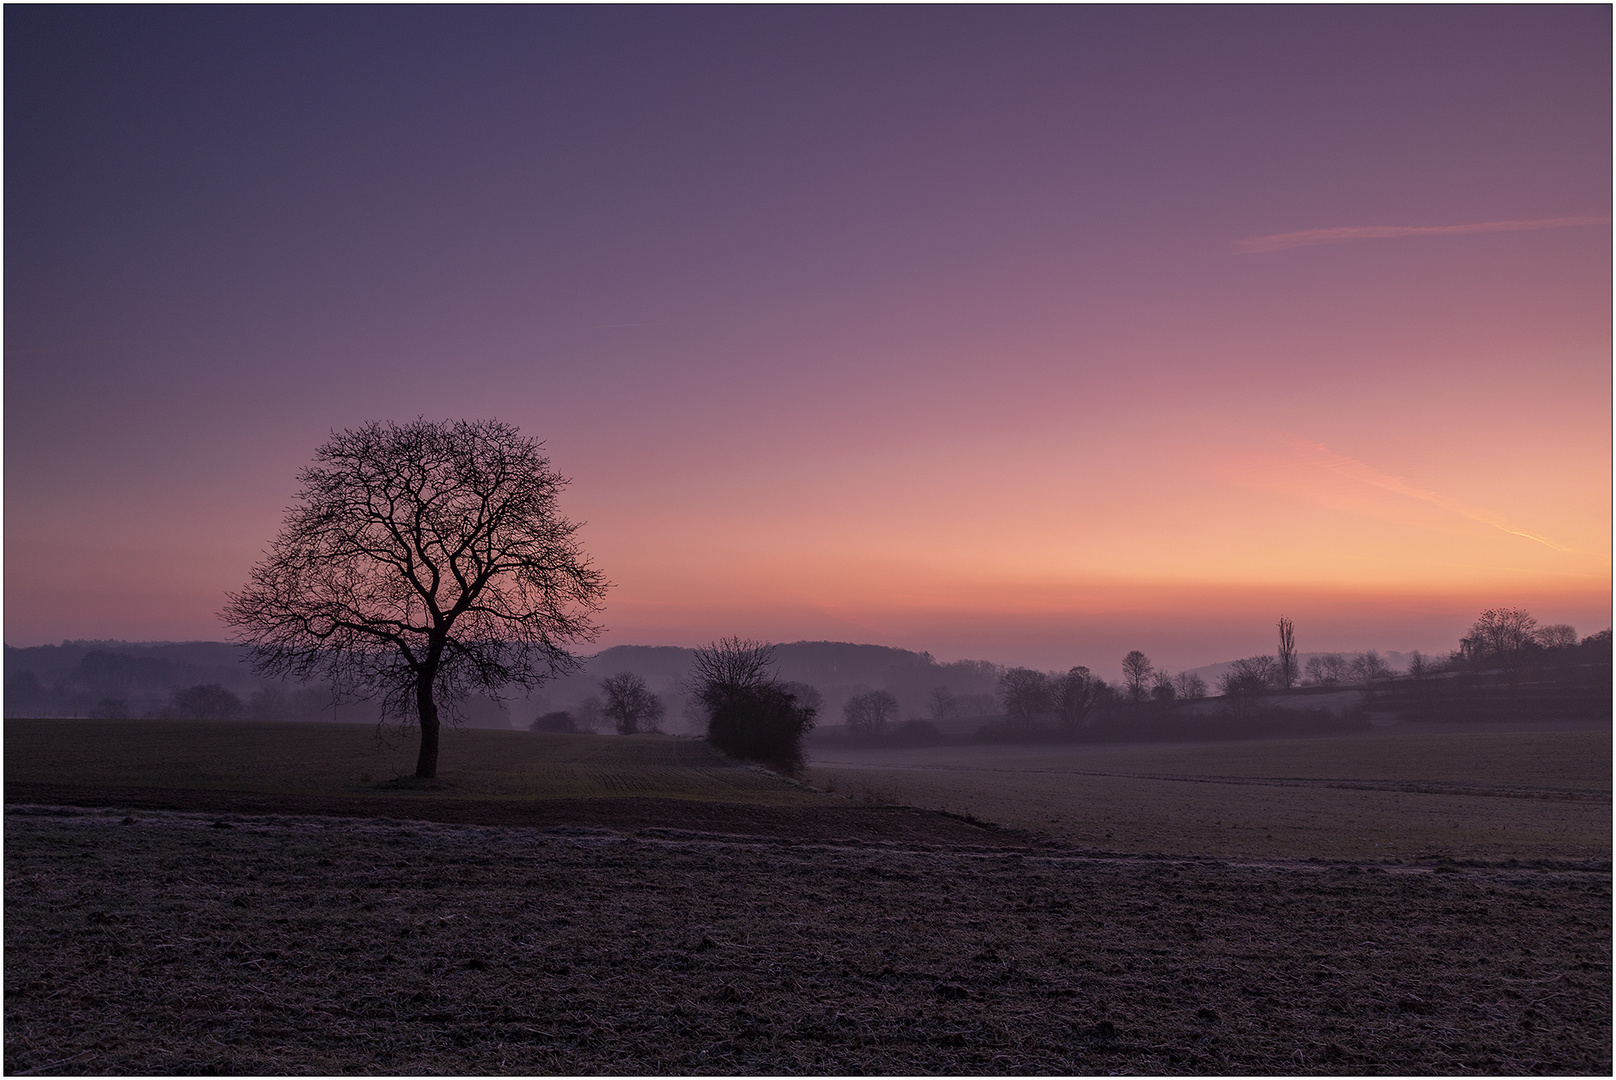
[1238,215,1609,254]
[1284,436,1579,554]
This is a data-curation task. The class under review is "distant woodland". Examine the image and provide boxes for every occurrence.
[5,615,1609,746]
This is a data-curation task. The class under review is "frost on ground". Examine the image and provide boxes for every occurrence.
[5,805,1610,1075]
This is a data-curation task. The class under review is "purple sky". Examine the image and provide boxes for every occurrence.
[6,7,1610,677]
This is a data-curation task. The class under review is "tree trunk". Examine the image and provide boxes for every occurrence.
[415,677,440,779]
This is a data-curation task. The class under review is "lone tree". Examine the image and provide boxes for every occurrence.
[843,689,898,738]
[600,671,665,735]
[221,419,607,778]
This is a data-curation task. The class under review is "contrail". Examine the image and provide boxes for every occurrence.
[1285,436,1579,553]
[1237,215,1609,254]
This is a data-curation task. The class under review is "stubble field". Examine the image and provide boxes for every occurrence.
[4,718,1611,1074]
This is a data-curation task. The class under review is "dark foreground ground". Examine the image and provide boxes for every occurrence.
[5,797,1610,1075]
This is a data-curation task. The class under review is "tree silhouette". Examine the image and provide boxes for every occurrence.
[1276,617,1298,689]
[1050,667,1098,729]
[1462,608,1538,690]
[600,672,665,735]
[689,638,816,772]
[997,667,1051,726]
[1121,651,1153,704]
[222,419,607,778]
[843,690,898,737]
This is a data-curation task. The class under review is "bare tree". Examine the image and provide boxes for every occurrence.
[1218,656,1275,699]
[221,419,608,779]
[1304,653,1350,686]
[997,667,1051,726]
[687,638,777,711]
[1121,651,1153,704]
[1276,617,1298,689]
[1173,671,1207,700]
[600,672,665,735]
[1150,671,1176,703]
[1536,624,1578,650]
[928,685,958,721]
[843,690,898,737]
[1349,650,1391,689]
[1049,667,1098,730]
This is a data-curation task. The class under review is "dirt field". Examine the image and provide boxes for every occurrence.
[6,804,1610,1076]
[4,718,1611,1074]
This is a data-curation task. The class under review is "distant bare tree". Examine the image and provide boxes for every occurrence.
[928,685,958,721]
[1218,656,1275,700]
[1173,671,1207,700]
[1150,671,1176,703]
[998,668,1051,726]
[1536,624,1578,650]
[1121,651,1153,704]
[843,690,898,737]
[1349,650,1391,689]
[687,638,777,709]
[1405,650,1430,682]
[1276,617,1298,689]
[1049,667,1098,730]
[600,672,665,735]
[1304,653,1350,686]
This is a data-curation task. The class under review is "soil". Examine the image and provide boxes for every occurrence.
[4,787,1610,1075]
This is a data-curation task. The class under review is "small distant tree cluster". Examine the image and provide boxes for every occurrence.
[843,690,898,737]
[162,683,245,722]
[599,672,665,735]
[689,638,817,773]
[1218,656,1276,700]
[530,710,579,733]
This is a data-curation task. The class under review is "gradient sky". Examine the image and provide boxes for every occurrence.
[6,7,1610,678]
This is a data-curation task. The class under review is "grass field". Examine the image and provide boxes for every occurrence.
[807,724,1613,862]
[4,718,826,805]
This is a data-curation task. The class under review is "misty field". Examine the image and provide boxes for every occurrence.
[4,718,822,805]
[5,717,1611,1074]
[809,724,1612,862]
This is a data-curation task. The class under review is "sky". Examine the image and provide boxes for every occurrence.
[5,6,1610,679]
